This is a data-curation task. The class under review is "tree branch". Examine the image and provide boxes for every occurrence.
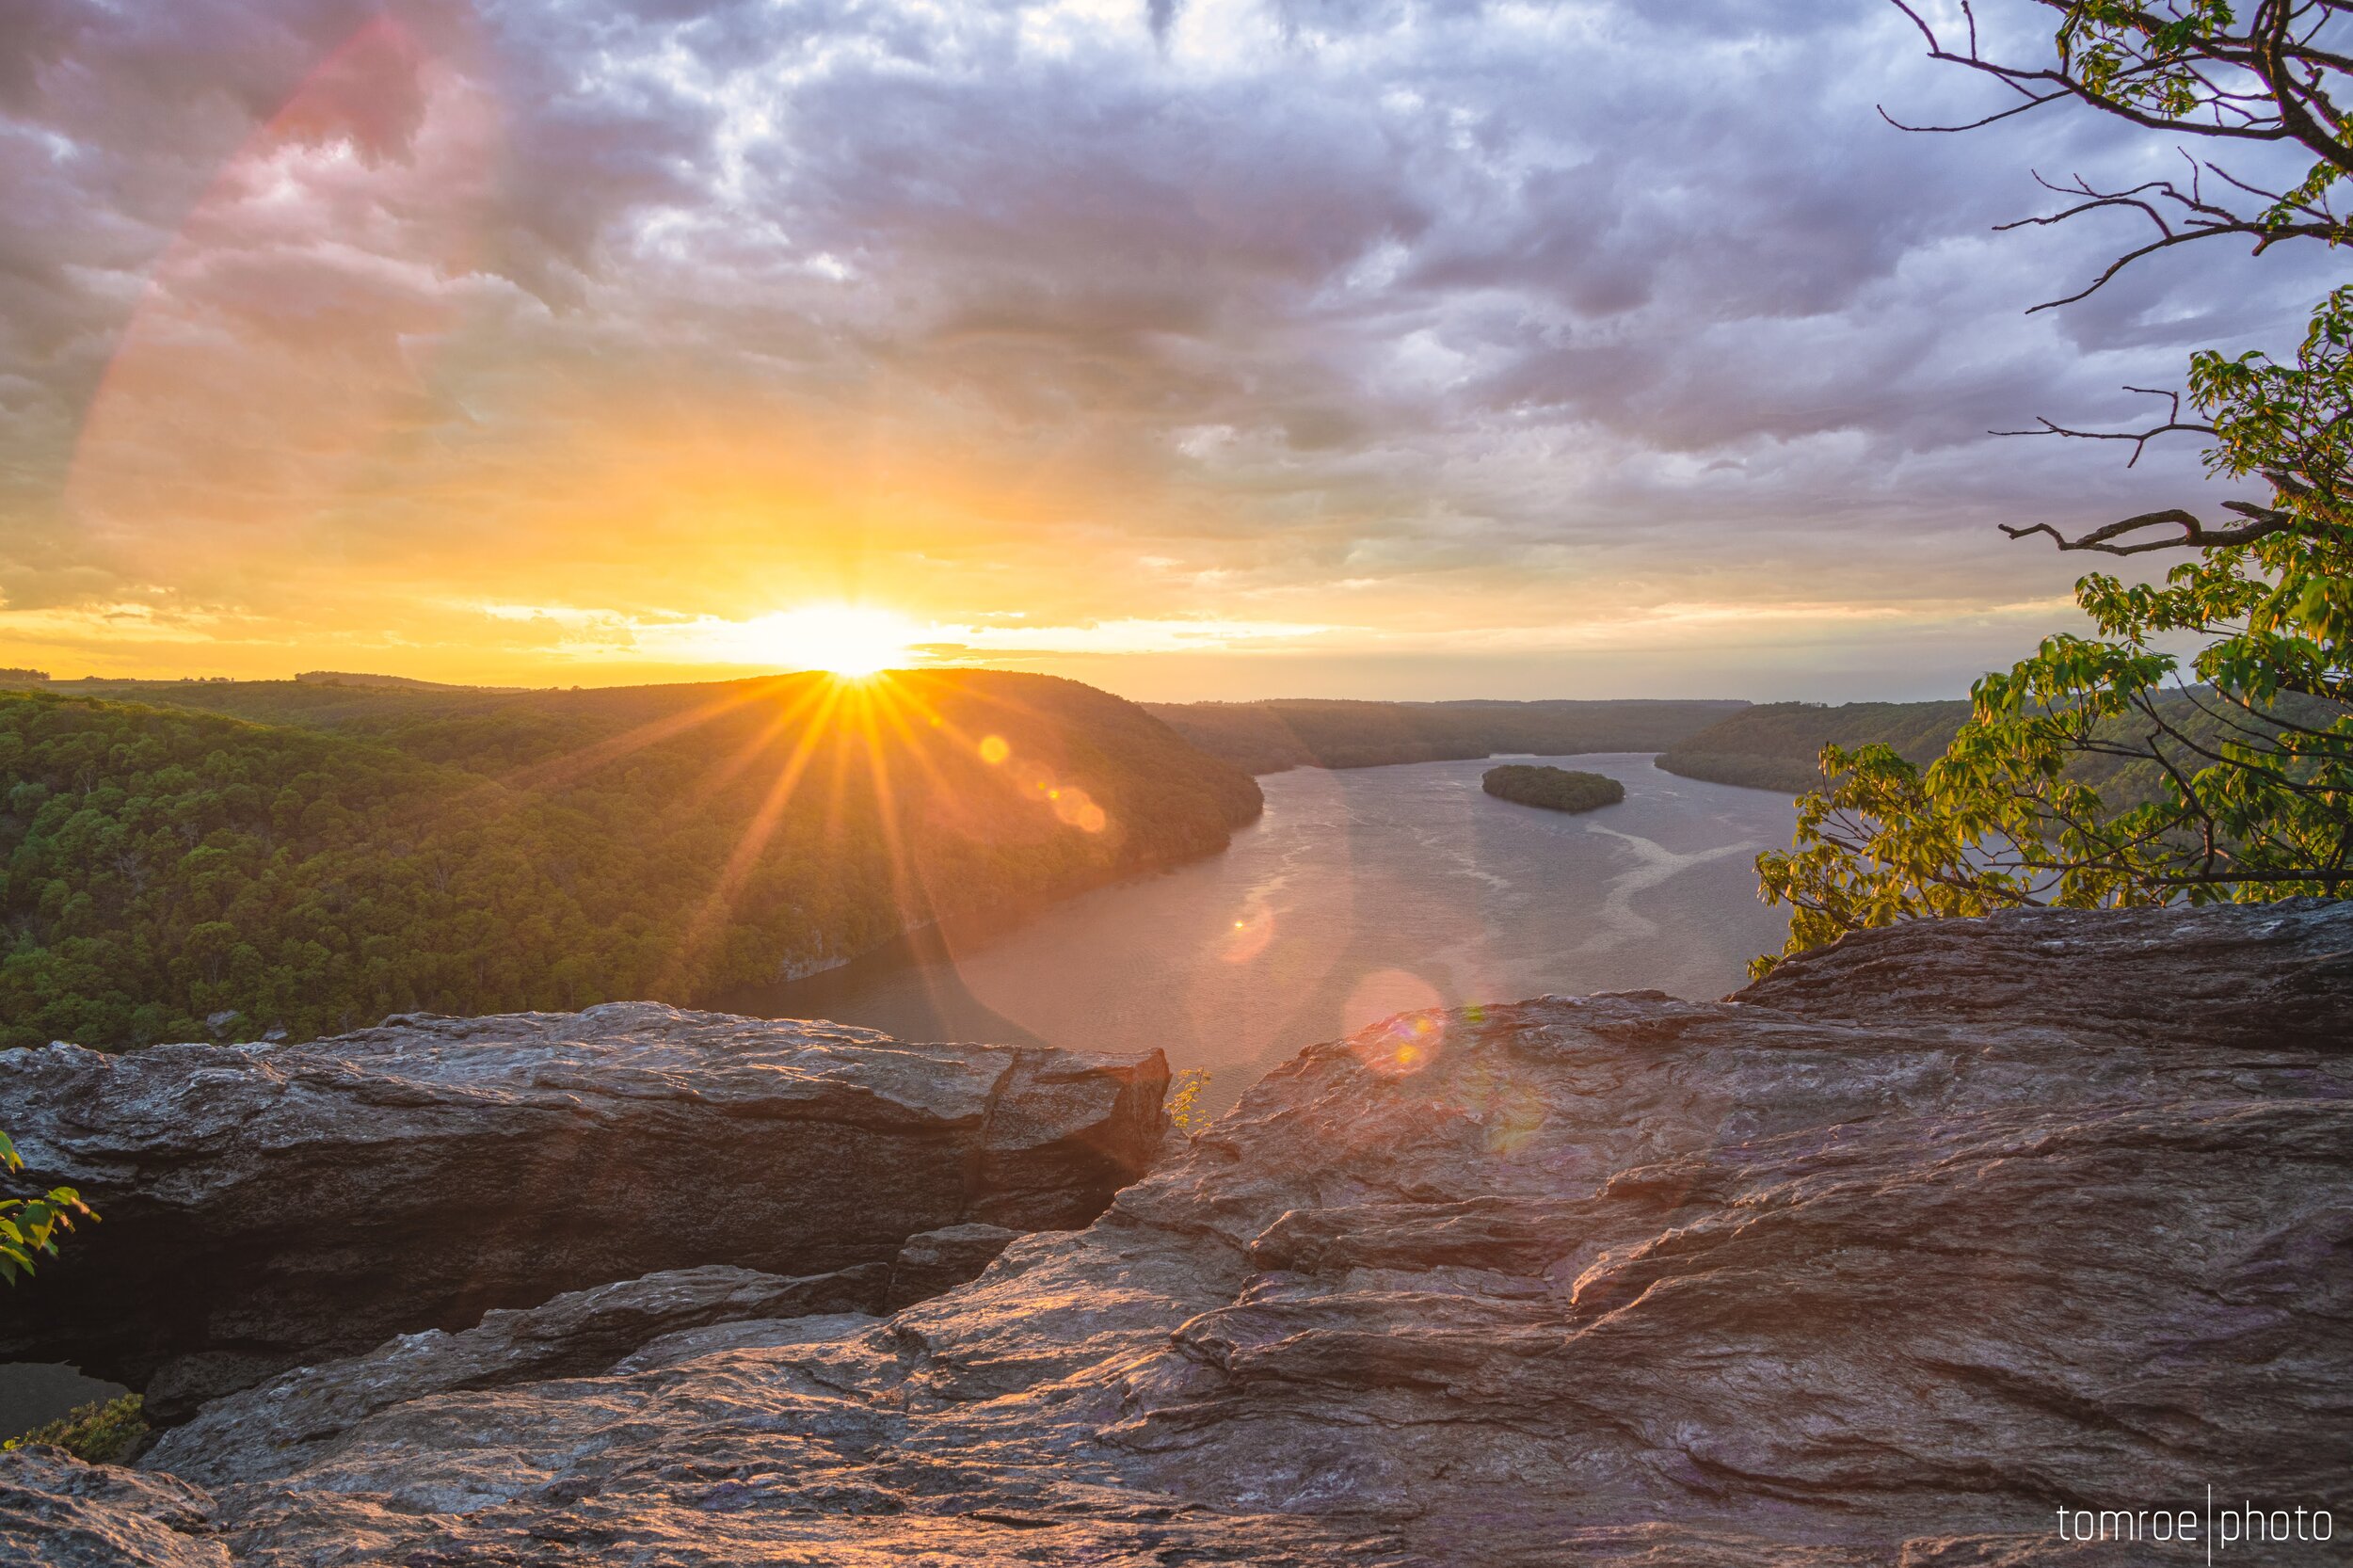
[1999,505,2298,553]
[1993,385,2215,464]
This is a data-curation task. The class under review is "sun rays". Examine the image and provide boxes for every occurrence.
[483,668,1120,1003]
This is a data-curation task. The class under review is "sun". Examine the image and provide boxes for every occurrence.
[756,604,917,678]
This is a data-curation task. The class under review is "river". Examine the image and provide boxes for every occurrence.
[754,752,1798,1115]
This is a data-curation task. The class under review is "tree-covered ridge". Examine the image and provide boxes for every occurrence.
[1658,692,2335,806]
[0,673,1260,1050]
[1656,702,1972,793]
[1480,765,1625,814]
[1144,698,1744,775]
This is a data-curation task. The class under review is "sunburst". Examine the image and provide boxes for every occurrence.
[753,604,917,678]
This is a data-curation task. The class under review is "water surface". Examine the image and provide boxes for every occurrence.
[758,753,1797,1112]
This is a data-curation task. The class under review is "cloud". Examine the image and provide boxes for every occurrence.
[0,0,2330,694]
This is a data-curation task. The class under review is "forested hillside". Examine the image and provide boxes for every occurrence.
[1656,702,1970,792]
[1657,694,2345,806]
[0,673,1259,1050]
[1144,698,1745,774]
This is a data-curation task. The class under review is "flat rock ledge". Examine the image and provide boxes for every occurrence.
[3,901,2349,1565]
[0,1003,1166,1418]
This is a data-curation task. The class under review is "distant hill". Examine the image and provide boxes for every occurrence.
[0,672,1259,1050]
[295,670,522,692]
[1143,698,1747,774]
[1656,701,1970,793]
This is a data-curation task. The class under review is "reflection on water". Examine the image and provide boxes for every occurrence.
[741,753,1797,1113]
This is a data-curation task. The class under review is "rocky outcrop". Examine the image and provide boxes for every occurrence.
[0,1445,226,1568]
[1736,889,2353,1044]
[5,902,2348,1564]
[139,1267,884,1490]
[142,1228,1031,1493]
[0,1003,1166,1419]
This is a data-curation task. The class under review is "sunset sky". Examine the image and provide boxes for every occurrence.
[0,0,2327,700]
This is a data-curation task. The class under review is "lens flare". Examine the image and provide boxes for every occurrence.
[1346,968,1448,1075]
[66,13,501,590]
[1223,901,1275,963]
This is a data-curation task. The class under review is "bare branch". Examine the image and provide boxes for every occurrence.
[1882,0,2353,300]
[1877,96,2066,133]
[1993,385,2215,465]
[1999,506,2300,554]
[1988,158,2349,307]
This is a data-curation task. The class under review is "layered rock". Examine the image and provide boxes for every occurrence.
[0,1003,1166,1419]
[1736,890,2353,1043]
[0,1445,226,1568]
[139,1267,885,1490]
[7,902,2350,1564]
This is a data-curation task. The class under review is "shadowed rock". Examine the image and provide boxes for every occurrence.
[0,1003,1166,1419]
[7,903,2348,1563]
[883,1223,1023,1309]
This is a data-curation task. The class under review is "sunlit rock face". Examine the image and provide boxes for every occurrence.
[3,903,2348,1565]
[0,1003,1167,1422]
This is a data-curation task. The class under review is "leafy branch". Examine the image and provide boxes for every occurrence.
[0,1130,93,1287]
[1166,1068,1213,1133]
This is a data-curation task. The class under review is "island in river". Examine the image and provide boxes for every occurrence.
[1481,763,1625,813]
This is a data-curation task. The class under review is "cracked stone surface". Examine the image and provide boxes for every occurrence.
[141,1265,889,1491]
[0,1445,227,1568]
[5,902,2348,1563]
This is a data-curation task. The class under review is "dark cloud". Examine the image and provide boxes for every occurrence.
[0,0,2330,688]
